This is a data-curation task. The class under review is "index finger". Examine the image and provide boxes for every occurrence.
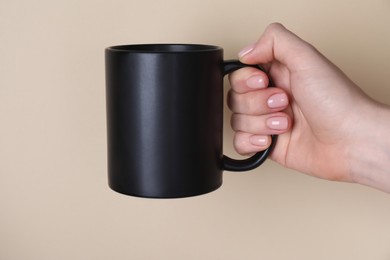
[228,66,270,94]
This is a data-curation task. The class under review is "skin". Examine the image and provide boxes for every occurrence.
[228,23,390,193]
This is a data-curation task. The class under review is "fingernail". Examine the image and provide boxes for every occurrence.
[246,75,266,89]
[267,93,288,108]
[238,43,255,58]
[266,117,288,130]
[249,135,268,146]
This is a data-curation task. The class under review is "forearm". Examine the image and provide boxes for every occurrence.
[348,102,390,193]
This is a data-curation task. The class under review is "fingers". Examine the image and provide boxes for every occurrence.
[232,113,291,155]
[228,68,288,115]
[229,22,307,155]
[228,64,291,155]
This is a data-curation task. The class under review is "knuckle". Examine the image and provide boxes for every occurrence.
[243,92,263,115]
[233,133,250,155]
[227,90,234,110]
[230,114,242,131]
[228,71,240,86]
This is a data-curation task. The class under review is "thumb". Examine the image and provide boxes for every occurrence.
[238,23,321,72]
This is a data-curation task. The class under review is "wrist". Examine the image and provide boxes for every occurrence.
[348,101,390,193]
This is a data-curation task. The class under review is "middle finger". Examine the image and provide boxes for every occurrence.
[228,88,289,115]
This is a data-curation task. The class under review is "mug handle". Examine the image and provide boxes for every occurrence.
[222,60,278,171]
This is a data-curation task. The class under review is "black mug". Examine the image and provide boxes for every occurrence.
[105,44,276,198]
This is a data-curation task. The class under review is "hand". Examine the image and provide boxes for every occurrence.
[228,23,390,192]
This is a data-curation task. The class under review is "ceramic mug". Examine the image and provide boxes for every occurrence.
[105,44,276,198]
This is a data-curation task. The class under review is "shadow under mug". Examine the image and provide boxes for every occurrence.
[105,44,276,198]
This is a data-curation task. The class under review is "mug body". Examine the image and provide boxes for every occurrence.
[105,44,224,198]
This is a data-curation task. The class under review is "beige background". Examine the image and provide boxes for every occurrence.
[1,0,390,259]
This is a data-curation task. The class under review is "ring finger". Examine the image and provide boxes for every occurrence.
[231,112,291,135]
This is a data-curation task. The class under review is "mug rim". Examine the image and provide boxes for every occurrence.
[106,43,222,53]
